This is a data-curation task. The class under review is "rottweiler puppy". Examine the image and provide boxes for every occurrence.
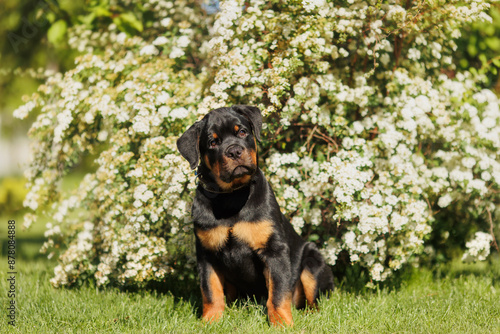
[177,105,334,327]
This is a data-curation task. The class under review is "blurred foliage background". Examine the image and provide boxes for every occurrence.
[457,3,500,91]
[0,0,83,134]
[0,0,82,215]
[1,0,499,215]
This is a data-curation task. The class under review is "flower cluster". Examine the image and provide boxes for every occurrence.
[14,0,499,287]
[14,0,207,287]
[203,0,499,281]
[462,232,494,262]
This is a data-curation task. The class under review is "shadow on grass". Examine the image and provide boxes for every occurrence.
[433,254,500,282]
[0,236,47,260]
[331,252,500,295]
[146,277,203,318]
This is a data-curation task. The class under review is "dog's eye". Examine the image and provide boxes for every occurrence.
[209,139,219,148]
[237,129,247,138]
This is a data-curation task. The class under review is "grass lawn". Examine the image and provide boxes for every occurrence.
[1,210,500,333]
[0,257,499,333]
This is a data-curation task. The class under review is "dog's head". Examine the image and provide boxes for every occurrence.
[177,105,262,191]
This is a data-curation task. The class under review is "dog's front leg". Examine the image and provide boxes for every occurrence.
[198,261,225,322]
[263,244,294,327]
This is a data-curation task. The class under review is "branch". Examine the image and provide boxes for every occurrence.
[487,208,499,252]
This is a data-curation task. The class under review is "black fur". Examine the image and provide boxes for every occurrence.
[177,105,334,326]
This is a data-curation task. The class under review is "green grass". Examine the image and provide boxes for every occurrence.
[2,201,500,333]
[1,254,499,333]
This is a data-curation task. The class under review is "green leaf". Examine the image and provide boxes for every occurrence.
[113,12,143,34]
[485,37,500,51]
[93,7,112,18]
[478,54,487,65]
[47,20,67,45]
[459,59,469,69]
[308,234,320,242]
[79,12,96,25]
[467,43,477,57]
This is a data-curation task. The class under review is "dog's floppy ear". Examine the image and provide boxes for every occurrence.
[177,121,202,170]
[231,105,263,142]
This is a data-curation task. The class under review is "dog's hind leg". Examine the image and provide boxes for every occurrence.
[296,242,334,309]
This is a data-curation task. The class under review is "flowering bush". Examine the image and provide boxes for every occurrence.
[15,0,208,287]
[15,0,499,287]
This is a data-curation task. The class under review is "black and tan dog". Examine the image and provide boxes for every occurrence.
[177,105,333,326]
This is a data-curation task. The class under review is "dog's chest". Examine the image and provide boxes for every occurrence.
[195,220,273,253]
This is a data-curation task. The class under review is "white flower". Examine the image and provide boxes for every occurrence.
[380,53,390,65]
[13,101,36,119]
[132,116,150,134]
[463,232,493,261]
[462,157,476,169]
[177,36,191,48]
[54,109,73,143]
[391,213,408,231]
[98,130,108,141]
[116,32,127,44]
[415,95,431,113]
[160,18,172,27]
[339,48,349,57]
[370,263,385,281]
[344,231,356,248]
[481,171,491,181]
[437,194,452,208]
[408,48,421,60]
[169,107,188,119]
[134,184,154,203]
[169,47,185,59]
[153,36,168,46]
[127,167,143,178]
[139,45,159,56]
[291,216,305,233]
[159,106,170,118]
[302,0,325,12]
[157,92,170,104]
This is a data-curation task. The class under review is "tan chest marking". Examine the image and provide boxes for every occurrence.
[196,220,274,252]
[196,226,230,251]
[232,220,274,251]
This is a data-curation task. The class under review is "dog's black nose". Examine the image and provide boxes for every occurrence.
[225,145,243,159]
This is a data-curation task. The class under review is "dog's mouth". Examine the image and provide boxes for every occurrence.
[231,165,254,178]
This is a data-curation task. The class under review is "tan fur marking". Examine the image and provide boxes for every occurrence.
[249,149,257,165]
[234,125,240,132]
[292,280,305,308]
[196,226,230,251]
[214,174,251,191]
[201,269,225,322]
[232,220,273,250]
[204,155,211,170]
[264,268,294,327]
[300,269,317,308]
[210,150,255,191]
[269,294,293,327]
[212,132,218,139]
